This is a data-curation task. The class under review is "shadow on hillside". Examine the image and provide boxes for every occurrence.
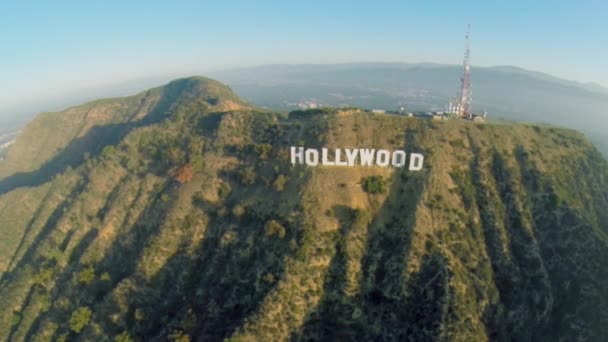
[153,196,293,339]
[22,166,295,340]
[290,204,370,340]
[3,180,87,340]
[291,171,430,340]
[20,179,174,341]
[150,214,286,338]
[512,145,608,340]
[0,180,87,286]
[0,81,187,196]
[292,123,444,340]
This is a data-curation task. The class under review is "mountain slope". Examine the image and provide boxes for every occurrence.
[0,77,248,278]
[0,77,607,341]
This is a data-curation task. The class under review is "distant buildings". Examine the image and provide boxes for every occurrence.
[0,140,15,149]
[296,100,320,109]
[0,140,14,162]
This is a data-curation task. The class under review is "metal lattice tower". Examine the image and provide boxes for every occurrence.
[458,24,472,118]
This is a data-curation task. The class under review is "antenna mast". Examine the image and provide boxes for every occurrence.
[459,24,472,119]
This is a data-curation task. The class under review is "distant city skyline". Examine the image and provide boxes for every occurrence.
[1,1,607,121]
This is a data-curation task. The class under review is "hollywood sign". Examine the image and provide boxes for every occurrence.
[290,147,424,171]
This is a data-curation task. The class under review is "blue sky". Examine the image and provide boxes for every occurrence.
[0,1,607,119]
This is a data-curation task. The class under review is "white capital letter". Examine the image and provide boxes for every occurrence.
[322,148,335,166]
[345,149,359,166]
[305,149,319,166]
[392,151,406,167]
[409,153,424,171]
[376,150,390,167]
[291,146,304,165]
[359,149,376,166]
[335,149,348,166]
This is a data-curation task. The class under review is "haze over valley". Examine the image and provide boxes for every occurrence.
[3,62,607,156]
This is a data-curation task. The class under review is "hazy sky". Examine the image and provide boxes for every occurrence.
[1,1,607,119]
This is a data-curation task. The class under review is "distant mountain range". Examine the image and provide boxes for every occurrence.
[209,63,608,154]
[2,63,606,155]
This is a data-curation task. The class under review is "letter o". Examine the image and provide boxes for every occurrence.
[376,149,390,167]
[305,149,319,166]
[392,151,406,167]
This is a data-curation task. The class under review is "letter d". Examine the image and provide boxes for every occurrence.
[409,153,424,171]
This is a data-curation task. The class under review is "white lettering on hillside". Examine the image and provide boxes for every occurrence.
[291,147,424,171]
[360,149,375,166]
[345,149,359,166]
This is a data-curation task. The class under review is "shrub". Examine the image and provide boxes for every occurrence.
[190,154,204,172]
[361,176,387,194]
[238,166,256,185]
[69,306,92,333]
[176,164,194,183]
[218,182,231,199]
[352,209,371,229]
[101,145,117,159]
[77,265,96,286]
[232,204,245,218]
[264,220,286,239]
[254,144,273,160]
[165,147,186,165]
[115,332,133,342]
[273,175,288,192]
[450,138,465,148]
[11,312,21,327]
[263,273,276,284]
[168,330,191,342]
[125,158,139,172]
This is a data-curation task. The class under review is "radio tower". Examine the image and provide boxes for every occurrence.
[458,24,472,119]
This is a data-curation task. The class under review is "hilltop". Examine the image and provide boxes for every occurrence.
[210,63,608,156]
[0,77,607,341]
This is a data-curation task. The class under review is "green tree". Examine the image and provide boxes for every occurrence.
[168,330,191,342]
[101,145,117,159]
[11,312,21,327]
[254,143,272,159]
[69,306,92,333]
[77,265,96,286]
[238,166,257,185]
[190,154,204,172]
[115,331,133,342]
[100,272,111,282]
[361,176,387,194]
[264,220,286,239]
[273,174,288,192]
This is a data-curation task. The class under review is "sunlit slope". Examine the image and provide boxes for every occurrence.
[0,77,607,341]
[0,76,246,179]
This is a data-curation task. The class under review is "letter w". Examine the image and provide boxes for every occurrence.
[359,149,375,166]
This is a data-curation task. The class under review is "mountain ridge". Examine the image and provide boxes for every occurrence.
[3,62,607,134]
[212,62,608,94]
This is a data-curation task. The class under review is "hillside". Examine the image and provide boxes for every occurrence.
[0,77,607,341]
